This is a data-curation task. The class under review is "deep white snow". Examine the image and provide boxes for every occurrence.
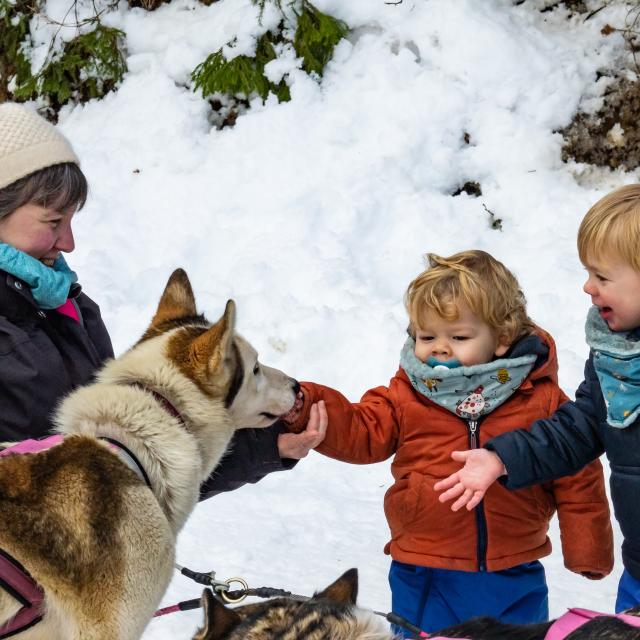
[30,0,640,636]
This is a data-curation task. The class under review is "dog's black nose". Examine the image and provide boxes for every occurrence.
[292,380,301,394]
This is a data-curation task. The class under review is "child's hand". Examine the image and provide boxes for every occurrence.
[277,401,327,459]
[433,449,506,511]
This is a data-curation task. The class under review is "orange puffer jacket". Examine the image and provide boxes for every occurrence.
[290,330,614,575]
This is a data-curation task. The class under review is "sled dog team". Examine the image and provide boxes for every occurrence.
[1,103,640,640]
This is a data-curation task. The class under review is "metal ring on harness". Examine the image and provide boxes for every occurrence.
[219,578,249,604]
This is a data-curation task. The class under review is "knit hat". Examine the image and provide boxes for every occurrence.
[0,103,80,193]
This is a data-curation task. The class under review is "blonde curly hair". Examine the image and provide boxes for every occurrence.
[405,250,534,344]
[578,184,640,271]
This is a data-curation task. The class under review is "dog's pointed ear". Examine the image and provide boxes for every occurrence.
[193,588,241,640]
[150,269,197,328]
[190,300,236,371]
[314,568,358,605]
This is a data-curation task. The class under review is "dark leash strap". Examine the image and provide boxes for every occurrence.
[99,436,152,489]
[156,563,431,638]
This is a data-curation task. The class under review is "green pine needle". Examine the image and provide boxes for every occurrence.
[193,0,347,110]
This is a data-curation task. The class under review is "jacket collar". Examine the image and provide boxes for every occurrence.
[516,326,559,386]
[0,269,82,318]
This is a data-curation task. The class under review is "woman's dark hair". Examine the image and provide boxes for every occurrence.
[0,163,88,219]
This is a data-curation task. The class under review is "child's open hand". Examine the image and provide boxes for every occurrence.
[434,449,506,511]
[277,401,327,459]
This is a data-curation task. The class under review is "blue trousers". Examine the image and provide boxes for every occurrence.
[388,560,549,637]
[616,570,640,612]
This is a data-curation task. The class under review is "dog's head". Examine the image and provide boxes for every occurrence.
[192,569,395,640]
[228,335,301,428]
[139,268,299,428]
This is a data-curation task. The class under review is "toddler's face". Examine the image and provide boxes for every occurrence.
[583,254,640,332]
[414,304,509,367]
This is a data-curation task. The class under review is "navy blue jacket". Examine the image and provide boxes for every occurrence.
[487,352,640,579]
[0,270,293,497]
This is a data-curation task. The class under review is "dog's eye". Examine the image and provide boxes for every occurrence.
[253,364,260,375]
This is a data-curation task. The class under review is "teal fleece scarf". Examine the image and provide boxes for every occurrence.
[585,305,640,428]
[400,336,536,420]
[0,243,77,309]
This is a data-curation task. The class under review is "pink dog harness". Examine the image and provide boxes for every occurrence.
[421,608,640,640]
[0,550,44,638]
[0,437,63,637]
[543,608,640,639]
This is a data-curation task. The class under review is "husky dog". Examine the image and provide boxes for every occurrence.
[0,269,301,640]
[192,569,397,640]
[191,563,640,640]
[432,607,640,640]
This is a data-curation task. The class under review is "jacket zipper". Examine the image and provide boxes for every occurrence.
[468,418,488,572]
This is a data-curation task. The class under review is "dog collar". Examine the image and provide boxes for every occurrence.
[131,383,186,429]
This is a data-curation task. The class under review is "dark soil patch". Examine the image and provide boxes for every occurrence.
[560,77,640,170]
[540,0,588,14]
[452,181,482,197]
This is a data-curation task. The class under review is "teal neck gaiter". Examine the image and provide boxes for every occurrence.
[0,243,77,309]
[585,305,640,428]
[400,336,536,420]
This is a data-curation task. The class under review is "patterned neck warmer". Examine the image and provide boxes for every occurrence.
[585,306,640,428]
[0,243,77,309]
[400,336,536,420]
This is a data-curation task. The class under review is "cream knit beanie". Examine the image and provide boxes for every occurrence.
[0,103,80,192]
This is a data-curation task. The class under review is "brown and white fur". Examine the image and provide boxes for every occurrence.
[192,569,397,640]
[0,268,299,640]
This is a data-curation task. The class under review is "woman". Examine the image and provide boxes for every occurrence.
[0,102,324,496]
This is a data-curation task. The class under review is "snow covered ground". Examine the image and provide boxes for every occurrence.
[39,0,640,636]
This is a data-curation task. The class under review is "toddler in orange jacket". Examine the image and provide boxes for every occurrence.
[286,250,613,636]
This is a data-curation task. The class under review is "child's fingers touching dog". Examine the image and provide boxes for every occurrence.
[277,401,327,459]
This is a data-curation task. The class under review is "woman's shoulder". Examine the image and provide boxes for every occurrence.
[73,289,114,360]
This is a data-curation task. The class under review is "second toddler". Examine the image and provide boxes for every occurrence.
[436,184,640,612]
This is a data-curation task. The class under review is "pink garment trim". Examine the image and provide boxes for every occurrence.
[0,435,64,457]
[544,608,640,640]
[56,299,80,323]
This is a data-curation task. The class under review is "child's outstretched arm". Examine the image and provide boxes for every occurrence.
[284,381,400,464]
[433,449,506,511]
[437,358,607,511]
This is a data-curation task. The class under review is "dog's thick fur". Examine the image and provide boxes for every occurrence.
[0,269,299,640]
[192,569,396,640]
[433,607,640,640]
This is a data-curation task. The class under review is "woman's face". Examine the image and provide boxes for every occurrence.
[0,202,75,265]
